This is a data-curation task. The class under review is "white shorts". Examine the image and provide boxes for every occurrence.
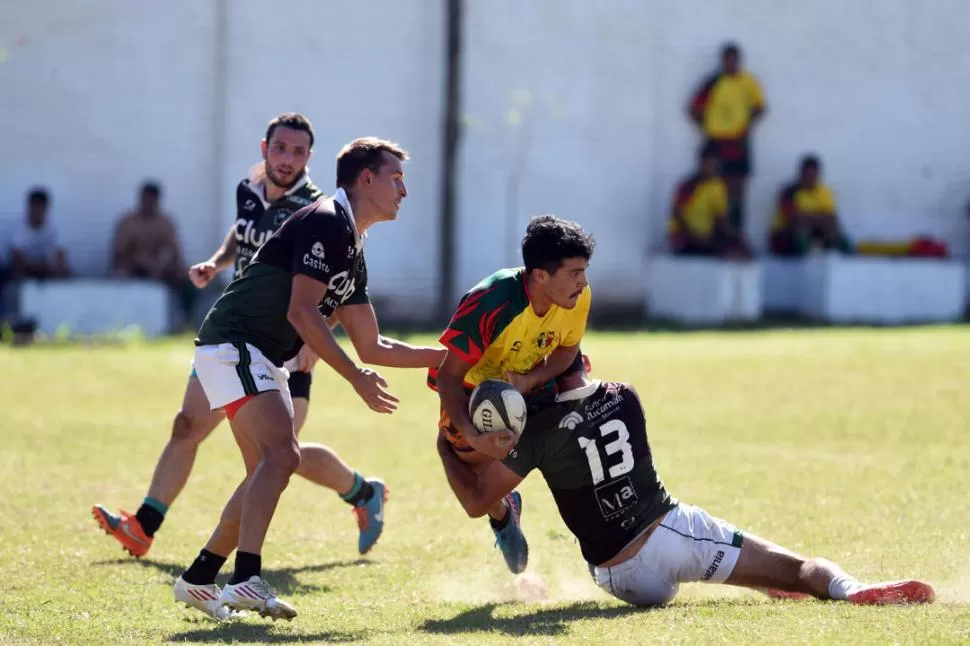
[593,503,744,606]
[193,342,293,417]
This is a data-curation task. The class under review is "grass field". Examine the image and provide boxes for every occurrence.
[1,327,969,645]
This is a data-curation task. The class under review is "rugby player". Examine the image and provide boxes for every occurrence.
[437,356,936,607]
[93,114,392,560]
[431,214,595,574]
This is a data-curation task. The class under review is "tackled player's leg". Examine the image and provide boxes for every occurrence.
[439,410,528,574]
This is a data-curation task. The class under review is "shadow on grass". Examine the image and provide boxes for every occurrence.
[90,557,372,595]
[166,623,366,644]
[419,601,645,637]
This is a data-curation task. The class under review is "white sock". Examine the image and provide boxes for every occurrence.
[827,574,864,600]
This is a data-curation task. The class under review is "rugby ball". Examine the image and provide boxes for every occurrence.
[468,379,527,438]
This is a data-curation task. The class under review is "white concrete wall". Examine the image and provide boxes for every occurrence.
[3,0,969,314]
[219,0,444,317]
[0,0,219,275]
[459,0,970,305]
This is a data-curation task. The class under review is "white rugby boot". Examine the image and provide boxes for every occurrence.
[220,575,297,621]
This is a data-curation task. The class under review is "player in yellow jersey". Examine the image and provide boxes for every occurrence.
[429,214,595,573]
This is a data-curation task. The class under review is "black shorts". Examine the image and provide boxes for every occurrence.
[287,370,313,400]
[709,137,751,177]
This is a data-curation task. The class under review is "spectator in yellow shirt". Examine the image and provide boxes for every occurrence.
[668,143,751,259]
[688,43,766,229]
[769,155,852,257]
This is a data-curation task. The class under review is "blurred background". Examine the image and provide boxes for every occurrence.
[2,0,969,337]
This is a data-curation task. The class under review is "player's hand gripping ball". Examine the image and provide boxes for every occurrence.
[468,379,527,440]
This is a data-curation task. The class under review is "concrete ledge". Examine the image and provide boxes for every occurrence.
[20,278,171,337]
[645,256,762,324]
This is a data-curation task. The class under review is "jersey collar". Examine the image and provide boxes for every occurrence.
[333,187,365,250]
[555,380,601,402]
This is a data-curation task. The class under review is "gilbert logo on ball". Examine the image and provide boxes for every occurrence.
[468,379,527,437]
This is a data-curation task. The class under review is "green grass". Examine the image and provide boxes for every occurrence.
[1,328,968,645]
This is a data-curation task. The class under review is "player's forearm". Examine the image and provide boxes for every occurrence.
[360,337,446,369]
[436,434,489,517]
[206,243,236,272]
[523,344,580,391]
[288,306,359,383]
[438,372,478,438]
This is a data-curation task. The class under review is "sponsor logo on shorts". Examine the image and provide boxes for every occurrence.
[702,550,726,581]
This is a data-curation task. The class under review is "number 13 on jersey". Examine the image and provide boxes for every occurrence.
[578,419,635,485]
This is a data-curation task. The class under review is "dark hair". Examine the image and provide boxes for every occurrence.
[265,112,315,150]
[722,42,740,58]
[521,214,595,274]
[335,137,409,189]
[27,187,49,205]
[141,181,162,198]
[800,154,821,172]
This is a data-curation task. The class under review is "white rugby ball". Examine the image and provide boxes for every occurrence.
[468,379,527,438]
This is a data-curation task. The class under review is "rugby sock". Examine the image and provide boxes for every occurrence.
[827,574,864,600]
[229,551,262,585]
[135,497,168,538]
[339,471,374,507]
[182,549,227,585]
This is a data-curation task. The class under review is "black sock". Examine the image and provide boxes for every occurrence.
[340,472,375,507]
[181,549,227,585]
[135,504,165,538]
[228,551,261,585]
[489,510,511,531]
[348,480,375,507]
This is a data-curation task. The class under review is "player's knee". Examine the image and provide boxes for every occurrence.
[265,439,301,475]
[171,410,210,446]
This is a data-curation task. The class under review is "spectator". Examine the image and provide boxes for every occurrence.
[769,155,853,257]
[9,188,72,280]
[668,142,751,259]
[112,181,195,328]
[688,42,766,229]
[2,187,72,324]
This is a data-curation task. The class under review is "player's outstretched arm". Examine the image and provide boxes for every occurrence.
[436,433,522,517]
[288,274,399,414]
[336,303,446,369]
[188,224,238,288]
[507,344,580,394]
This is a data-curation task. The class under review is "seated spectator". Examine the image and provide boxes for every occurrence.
[9,187,72,281]
[112,181,195,328]
[667,143,751,259]
[2,187,72,324]
[770,155,853,256]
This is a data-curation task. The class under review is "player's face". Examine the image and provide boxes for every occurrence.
[261,127,312,189]
[363,152,407,221]
[542,257,589,309]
